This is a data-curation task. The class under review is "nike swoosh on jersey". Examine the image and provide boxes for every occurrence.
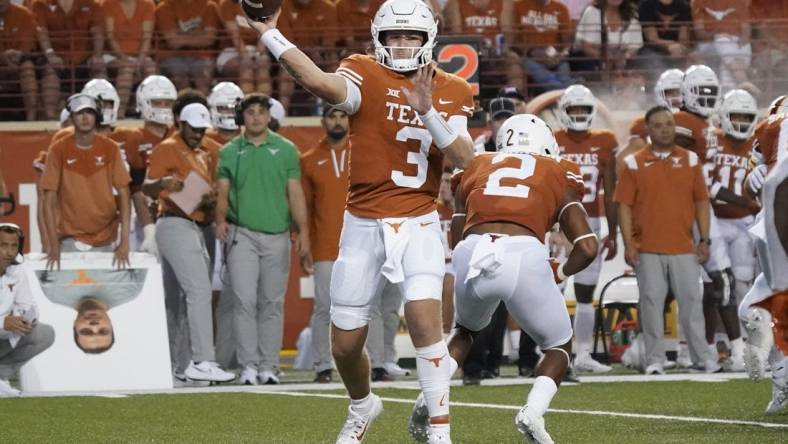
[438,99,453,105]
[317,159,328,165]
[67,159,77,164]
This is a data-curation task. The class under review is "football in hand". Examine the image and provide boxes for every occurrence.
[240,0,282,22]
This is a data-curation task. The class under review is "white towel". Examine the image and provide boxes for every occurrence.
[380,217,410,283]
[464,234,508,283]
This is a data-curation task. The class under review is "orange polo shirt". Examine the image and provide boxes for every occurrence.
[614,145,709,255]
[102,0,156,56]
[39,133,131,246]
[146,133,219,222]
[300,137,349,262]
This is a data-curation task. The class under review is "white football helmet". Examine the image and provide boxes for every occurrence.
[768,95,788,116]
[371,0,438,72]
[208,82,244,130]
[82,78,120,126]
[654,68,684,112]
[719,89,758,140]
[136,75,177,125]
[495,114,559,156]
[558,85,596,131]
[681,65,720,117]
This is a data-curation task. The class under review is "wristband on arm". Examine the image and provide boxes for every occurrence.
[419,107,458,150]
[261,29,296,60]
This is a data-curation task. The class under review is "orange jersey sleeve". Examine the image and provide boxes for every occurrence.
[673,110,716,163]
[628,116,648,141]
[461,152,572,239]
[336,55,474,219]
[757,115,788,171]
[555,129,617,217]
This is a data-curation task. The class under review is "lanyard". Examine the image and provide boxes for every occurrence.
[330,149,346,178]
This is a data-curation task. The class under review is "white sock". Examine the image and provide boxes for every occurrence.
[350,393,374,414]
[509,330,521,353]
[416,341,451,419]
[526,376,558,417]
[730,338,744,358]
[573,303,595,356]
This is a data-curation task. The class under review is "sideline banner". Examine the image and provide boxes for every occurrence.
[20,252,173,392]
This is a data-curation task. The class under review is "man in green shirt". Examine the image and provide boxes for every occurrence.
[215,93,311,385]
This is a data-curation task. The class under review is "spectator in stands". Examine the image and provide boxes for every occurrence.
[300,107,349,383]
[41,94,131,271]
[0,223,55,397]
[443,0,505,98]
[144,99,234,384]
[155,0,220,95]
[750,0,788,90]
[215,94,310,385]
[0,0,39,121]
[637,0,692,78]
[102,0,157,118]
[335,0,384,50]
[564,0,591,20]
[573,0,643,77]
[217,0,272,94]
[497,86,527,113]
[615,105,718,375]
[473,97,515,152]
[33,0,107,120]
[691,0,751,90]
[279,0,339,113]
[502,0,573,94]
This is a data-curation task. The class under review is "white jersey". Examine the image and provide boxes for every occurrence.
[751,155,788,292]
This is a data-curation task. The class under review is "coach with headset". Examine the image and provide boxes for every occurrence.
[215,93,311,385]
[0,223,55,397]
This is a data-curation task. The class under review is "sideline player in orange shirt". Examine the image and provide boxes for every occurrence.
[206,82,244,146]
[705,90,761,371]
[248,1,475,441]
[738,153,788,415]
[747,96,788,196]
[300,107,350,384]
[448,114,596,442]
[553,85,618,374]
[40,94,131,271]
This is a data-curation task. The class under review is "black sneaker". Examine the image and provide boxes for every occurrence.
[371,367,393,382]
[462,372,482,386]
[313,369,332,383]
[518,366,535,377]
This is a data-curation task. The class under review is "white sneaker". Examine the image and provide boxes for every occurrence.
[704,359,722,373]
[676,346,692,369]
[184,361,235,383]
[574,353,612,373]
[662,360,677,370]
[515,405,554,444]
[336,394,383,443]
[727,355,746,372]
[0,379,21,397]
[766,358,787,416]
[645,363,665,375]
[239,366,258,385]
[384,361,412,376]
[408,392,429,443]
[258,369,280,385]
[427,425,451,444]
[742,308,774,382]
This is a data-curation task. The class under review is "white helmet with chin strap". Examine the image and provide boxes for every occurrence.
[558,85,596,131]
[655,68,684,112]
[681,65,720,117]
[82,78,120,126]
[495,114,559,156]
[136,75,177,125]
[208,82,244,130]
[371,0,438,73]
[719,89,758,140]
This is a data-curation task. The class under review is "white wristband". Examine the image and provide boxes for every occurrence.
[557,263,568,281]
[419,107,458,150]
[261,29,296,60]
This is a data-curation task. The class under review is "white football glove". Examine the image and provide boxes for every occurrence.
[748,164,768,194]
[141,224,159,258]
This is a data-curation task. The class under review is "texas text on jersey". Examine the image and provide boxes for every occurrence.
[555,129,617,217]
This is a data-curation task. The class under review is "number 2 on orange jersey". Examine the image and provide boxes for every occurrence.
[483,153,535,198]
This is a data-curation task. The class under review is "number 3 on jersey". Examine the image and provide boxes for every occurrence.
[391,126,432,188]
[484,153,536,198]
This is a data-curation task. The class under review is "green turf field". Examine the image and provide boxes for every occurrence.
[1,376,785,443]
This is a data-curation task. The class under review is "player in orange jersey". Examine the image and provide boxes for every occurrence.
[554,85,618,373]
[443,114,597,442]
[247,1,475,442]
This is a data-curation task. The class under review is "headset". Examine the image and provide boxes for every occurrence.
[0,222,25,264]
[234,94,272,126]
[66,93,103,126]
